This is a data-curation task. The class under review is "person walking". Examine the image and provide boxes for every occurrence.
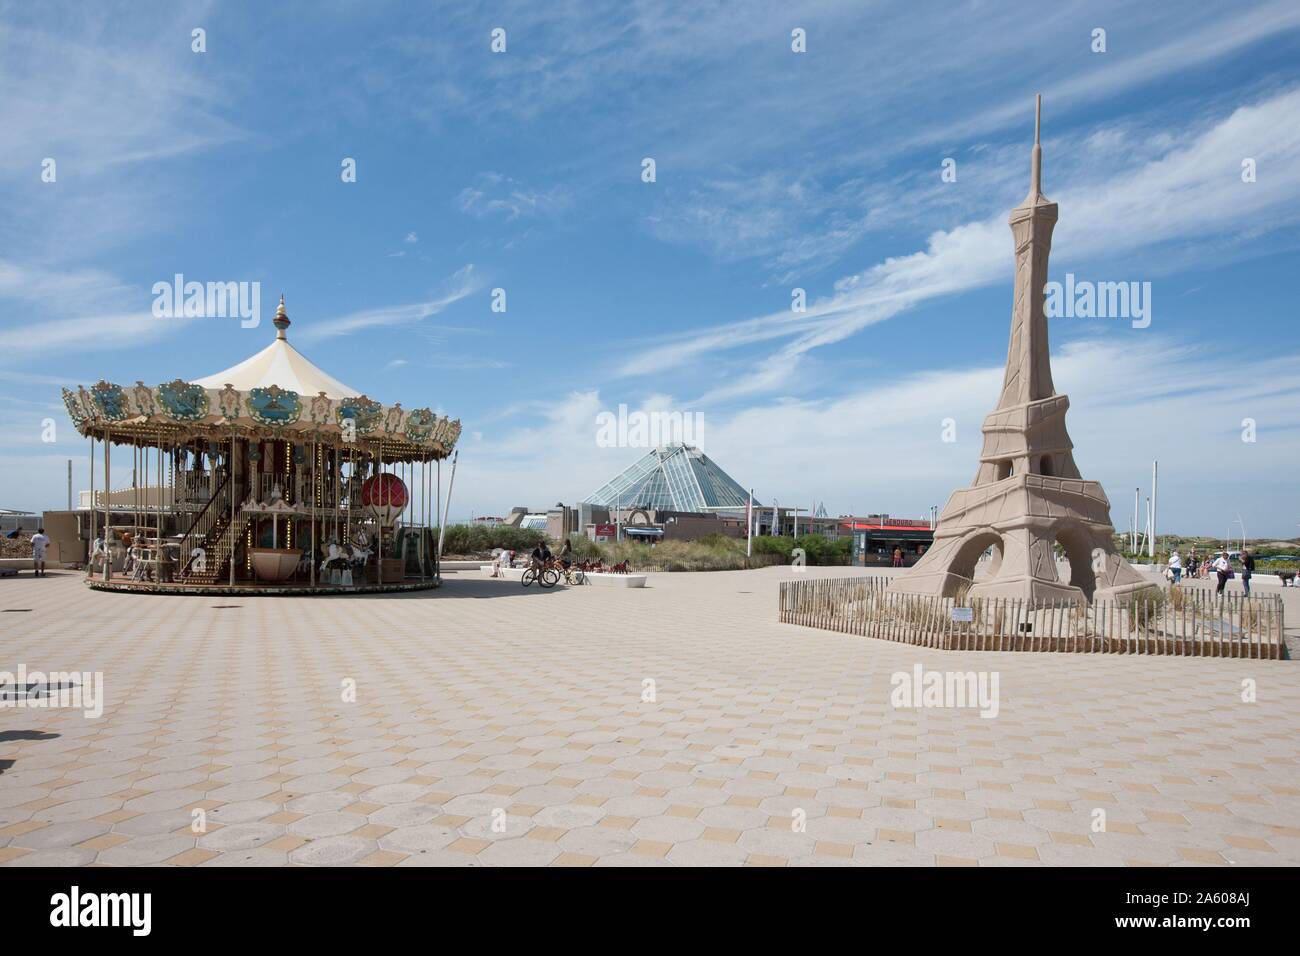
[1212,551,1231,599]
[1240,548,1255,597]
[30,527,50,578]
[1167,549,1182,585]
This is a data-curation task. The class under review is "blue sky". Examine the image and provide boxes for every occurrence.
[2,0,1299,537]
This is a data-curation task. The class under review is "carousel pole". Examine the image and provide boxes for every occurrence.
[377,443,384,583]
[88,434,95,575]
[229,427,237,587]
[137,444,144,572]
[423,456,430,580]
[421,457,426,582]
[103,430,111,582]
[428,455,434,574]
[422,457,429,580]
[133,444,139,556]
[310,439,317,586]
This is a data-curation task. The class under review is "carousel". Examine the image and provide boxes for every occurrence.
[62,296,461,595]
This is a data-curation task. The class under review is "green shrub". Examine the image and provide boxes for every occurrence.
[752,533,850,566]
[439,524,545,556]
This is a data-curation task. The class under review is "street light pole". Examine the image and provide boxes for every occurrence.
[1149,460,1157,559]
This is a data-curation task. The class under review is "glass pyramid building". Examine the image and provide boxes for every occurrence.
[583,444,760,511]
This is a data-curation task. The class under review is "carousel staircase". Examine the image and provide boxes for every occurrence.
[185,513,253,585]
[178,476,251,585]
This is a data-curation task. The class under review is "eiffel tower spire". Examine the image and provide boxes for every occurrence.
[996,93,1058,411]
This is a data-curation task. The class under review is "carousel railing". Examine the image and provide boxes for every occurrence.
[177,469,216,507]
[177,473,232,578]
[250,472,350,509]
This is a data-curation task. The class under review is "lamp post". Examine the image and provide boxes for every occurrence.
[746,488,753,558]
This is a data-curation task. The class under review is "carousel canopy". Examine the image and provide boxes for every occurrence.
[62,295,460,462]
[192,317,359,399]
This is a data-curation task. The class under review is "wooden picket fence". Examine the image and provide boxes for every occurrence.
[778,577,1286,659]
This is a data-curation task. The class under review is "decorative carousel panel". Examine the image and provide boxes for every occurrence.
[382,403,404,435]
[404,408,435,444]
[216,385,242,419]
[336,396,382,435]
[246,385,303,426]
[156,380,211,422]
[130,381,159,417]
[62,388,90,428]
[308,392,332,426]
[90,381,129,420]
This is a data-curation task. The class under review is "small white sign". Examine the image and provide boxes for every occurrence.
[951,607,974,623]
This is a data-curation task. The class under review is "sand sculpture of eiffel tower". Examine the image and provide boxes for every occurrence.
[891,96,1149,605]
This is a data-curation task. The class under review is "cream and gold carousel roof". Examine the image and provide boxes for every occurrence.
[62,296,460,461]
[192,299,360,399]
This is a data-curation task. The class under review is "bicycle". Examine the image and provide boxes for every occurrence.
[521,560,559,588]
[557,562,585,586]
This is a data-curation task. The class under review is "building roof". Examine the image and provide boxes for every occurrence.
[583,444,759,511]
[191,296,361,399]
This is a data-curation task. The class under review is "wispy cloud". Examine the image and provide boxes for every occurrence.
[455,173,572,221]
[621,86,1300,402]
[298,265,481,341]
[459,335,1300,534]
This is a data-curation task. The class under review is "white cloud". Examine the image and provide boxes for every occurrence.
[298,265,480,341]
[620,87,1300,403]
[455,173,571,221]
[457,336,1300,536]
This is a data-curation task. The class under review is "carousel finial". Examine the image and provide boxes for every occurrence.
[274,294,291,339]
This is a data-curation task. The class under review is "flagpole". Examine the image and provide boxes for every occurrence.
[746,488,753,558]
[436,449,458,581]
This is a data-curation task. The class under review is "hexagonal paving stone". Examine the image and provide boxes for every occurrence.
[289,836,377,866]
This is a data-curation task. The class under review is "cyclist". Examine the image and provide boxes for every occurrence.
[559,538,573,570]
[530,540,553,567]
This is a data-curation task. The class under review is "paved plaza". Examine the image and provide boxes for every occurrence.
[1,566,1298,867]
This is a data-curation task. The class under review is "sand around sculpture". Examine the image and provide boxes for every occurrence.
[891,96,1151,606]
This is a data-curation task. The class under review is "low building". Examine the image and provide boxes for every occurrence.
[849,518,935,566]
[0,508,40,534]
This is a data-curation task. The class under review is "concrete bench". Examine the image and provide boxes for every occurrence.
[583,571,647,588]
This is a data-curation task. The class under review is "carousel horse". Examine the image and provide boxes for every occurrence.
[89,535,126,573]
[348,543,373,568]
[319,540,345,575]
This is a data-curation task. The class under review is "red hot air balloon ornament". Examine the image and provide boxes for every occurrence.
[359,472,408,526]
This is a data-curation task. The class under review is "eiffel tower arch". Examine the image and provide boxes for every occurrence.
[891,96,1151,606]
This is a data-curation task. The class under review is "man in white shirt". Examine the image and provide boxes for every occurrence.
[1212,551,1231,597]
[1167,549,1182,584]
[30,527,50,577]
